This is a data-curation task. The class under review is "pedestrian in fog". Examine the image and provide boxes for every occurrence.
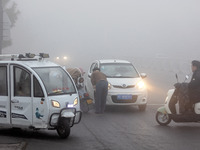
[91,67,108,114]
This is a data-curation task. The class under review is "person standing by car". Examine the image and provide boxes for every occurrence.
[91,67,108,114]
[188,60,200,107]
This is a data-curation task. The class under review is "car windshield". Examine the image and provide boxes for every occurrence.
[100,63,139,78]
[33,67,76,96]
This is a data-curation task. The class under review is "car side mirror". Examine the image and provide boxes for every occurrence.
[185,75,189,80]
[88,73,91,78]
[140,73,147,79]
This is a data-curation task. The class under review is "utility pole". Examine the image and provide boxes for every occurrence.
[0,0,3,54]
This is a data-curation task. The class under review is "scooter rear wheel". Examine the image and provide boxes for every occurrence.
[156,111,171,126]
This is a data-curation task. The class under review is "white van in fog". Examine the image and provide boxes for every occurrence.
[0,53,81,138]
[86,59,148,111]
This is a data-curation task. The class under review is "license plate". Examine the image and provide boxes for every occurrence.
[87,99,93,104]
[117,95,132,100]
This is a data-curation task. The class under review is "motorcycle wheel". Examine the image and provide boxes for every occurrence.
[57,118,70,139]
[156,111,171,126]
[80,99,89,113]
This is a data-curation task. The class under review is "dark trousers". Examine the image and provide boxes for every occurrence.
[95,80,108,113]
[169,92,178,114]
[169,89,193,114]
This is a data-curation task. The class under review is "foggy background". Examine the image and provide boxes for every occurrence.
[2,0,200,103]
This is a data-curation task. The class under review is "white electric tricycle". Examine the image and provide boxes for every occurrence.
[0,53,82,138]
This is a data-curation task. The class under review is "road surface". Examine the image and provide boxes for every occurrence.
[0,58,198,150]
[1,104,200,150]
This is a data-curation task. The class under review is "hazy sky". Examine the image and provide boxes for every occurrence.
[2,0,200,68]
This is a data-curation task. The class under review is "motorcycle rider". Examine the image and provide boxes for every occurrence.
[169,60,200,114]
[188,60,200,107]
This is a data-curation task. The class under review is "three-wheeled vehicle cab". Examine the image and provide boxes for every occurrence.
[0,53,81,138]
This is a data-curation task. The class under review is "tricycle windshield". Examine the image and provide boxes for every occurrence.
[33,67,76,96]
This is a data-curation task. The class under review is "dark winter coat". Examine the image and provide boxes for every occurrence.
[188,69,200,104]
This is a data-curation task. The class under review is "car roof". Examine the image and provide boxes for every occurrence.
[0,60,59,68]
[98,59,131,64]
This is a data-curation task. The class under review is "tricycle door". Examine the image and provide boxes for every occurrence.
[0,65,10,125]
[10,65,33,126]
[32,76,48,128]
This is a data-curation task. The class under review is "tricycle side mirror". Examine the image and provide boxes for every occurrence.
[140,73,147,79]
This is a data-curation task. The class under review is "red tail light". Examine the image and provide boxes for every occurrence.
[84,93,89,97]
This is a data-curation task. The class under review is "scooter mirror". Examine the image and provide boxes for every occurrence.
[79,77,84,83]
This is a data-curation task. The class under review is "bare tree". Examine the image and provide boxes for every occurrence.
[0,0,20,54]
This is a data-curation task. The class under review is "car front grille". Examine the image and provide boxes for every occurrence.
[111,95,138,103]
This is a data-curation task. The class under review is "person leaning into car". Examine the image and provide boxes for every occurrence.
[91,67,108,114]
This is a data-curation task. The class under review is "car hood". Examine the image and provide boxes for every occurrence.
[107,78,141,86]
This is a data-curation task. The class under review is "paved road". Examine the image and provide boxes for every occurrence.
[0,59,198,150]
[1,104,200,150]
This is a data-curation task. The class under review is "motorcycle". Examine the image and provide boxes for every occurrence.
[156,74,200,126]
[67,68,93,113]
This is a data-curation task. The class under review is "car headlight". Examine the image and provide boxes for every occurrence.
[52,100,60,108]
[73,98,78,106]
[136,81,145,89]
[108,83,112,90]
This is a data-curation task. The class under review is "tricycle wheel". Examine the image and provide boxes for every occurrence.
[156,111,171,126]
[57,118,70,139]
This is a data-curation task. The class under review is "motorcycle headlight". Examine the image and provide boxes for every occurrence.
[52,100,60,108]
[73,98,78,106]
[108,83,112,90]
[136,81,145,89]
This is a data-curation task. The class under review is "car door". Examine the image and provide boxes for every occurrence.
[0,64,10,125]
[86,62,98,99]
[10,65,33,126]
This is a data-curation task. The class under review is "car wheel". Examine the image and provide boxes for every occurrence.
[138,104,147,111]
[156,111,171,126]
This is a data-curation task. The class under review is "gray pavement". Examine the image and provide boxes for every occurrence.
[0,142,26,150]
[1,105,200,150]
[0,59,198,150]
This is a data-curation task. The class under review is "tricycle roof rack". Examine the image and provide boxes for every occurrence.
[0,53,49,61]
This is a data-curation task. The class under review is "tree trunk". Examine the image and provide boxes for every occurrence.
[0,0,3,54]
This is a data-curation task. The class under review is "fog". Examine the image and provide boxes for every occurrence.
[2,0,200,102]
